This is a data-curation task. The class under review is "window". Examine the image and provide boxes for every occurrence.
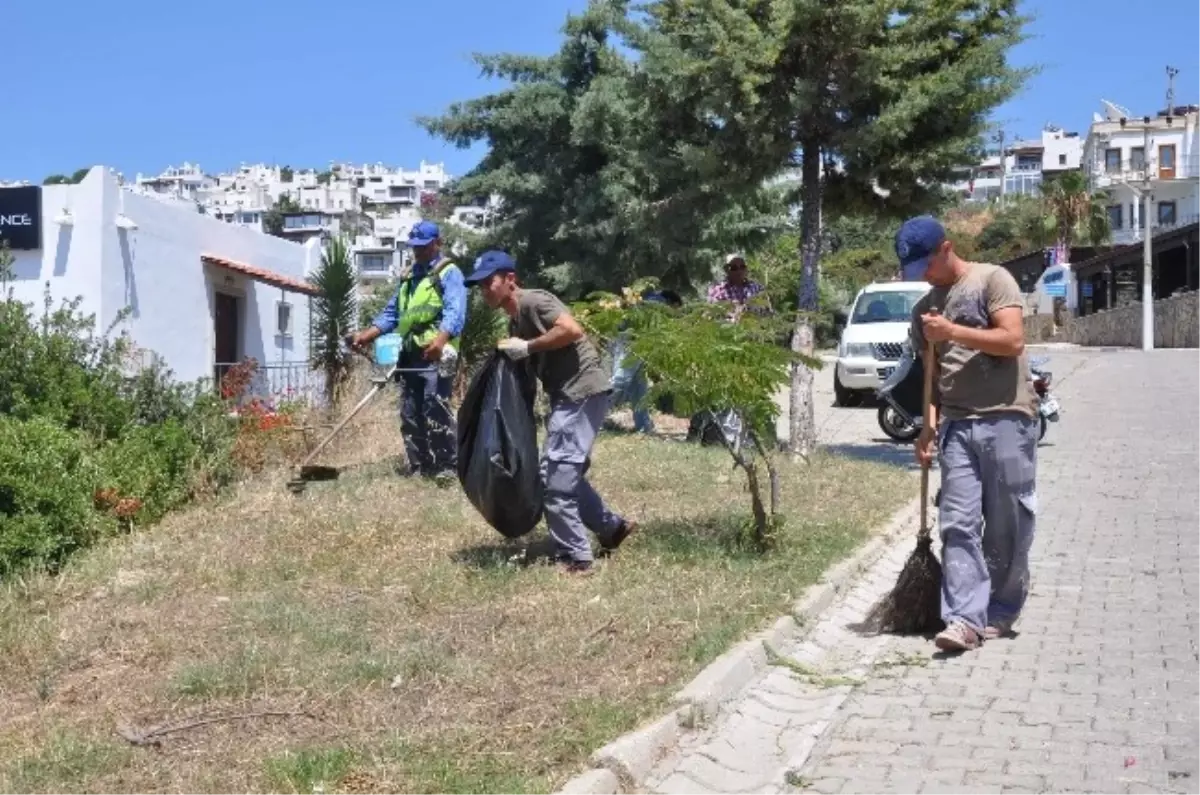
[359,254,390,272]
[1107,205,1123,229]
[1105,148,1121,173]
[1158,201,1177,226]
[1130,147,1145,170]
[850,290,928,324]
[1058,153,1067,166]
[1159,144,1177,178]
[276,301,293,337]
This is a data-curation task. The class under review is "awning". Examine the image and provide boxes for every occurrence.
[202,253,320,297]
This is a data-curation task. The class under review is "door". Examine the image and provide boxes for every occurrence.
[1158,144,1176,180]
[213,291,240,386]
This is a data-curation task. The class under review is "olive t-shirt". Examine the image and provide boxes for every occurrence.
[510,289,609,404]
[910,263,1038,421]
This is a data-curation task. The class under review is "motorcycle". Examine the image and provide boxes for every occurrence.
[875,343,1061,443]
[1028,355,1061,440]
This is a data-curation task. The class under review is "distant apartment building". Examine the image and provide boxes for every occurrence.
[1082,100,1199,245]
[127,160,484,281]
[950,125,1084,202]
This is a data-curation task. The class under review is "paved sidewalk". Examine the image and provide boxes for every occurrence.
[645,351,1199,794]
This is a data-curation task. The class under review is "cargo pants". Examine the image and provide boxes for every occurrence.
[937,414,1039,633]
[542,392,625,563]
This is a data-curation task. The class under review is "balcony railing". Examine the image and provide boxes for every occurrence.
[1092,155,1200,182]
[1109,214,1199,245]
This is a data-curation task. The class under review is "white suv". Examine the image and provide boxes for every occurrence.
[834,281,930,406]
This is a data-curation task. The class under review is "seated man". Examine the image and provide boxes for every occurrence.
[707,254,770,320]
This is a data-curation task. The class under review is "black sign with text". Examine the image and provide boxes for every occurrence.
[0,186,42,250]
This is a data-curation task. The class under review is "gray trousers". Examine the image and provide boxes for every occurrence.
[938,414,1038,633]
[543,393,623,562]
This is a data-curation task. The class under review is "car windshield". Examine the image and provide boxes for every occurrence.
[850,290,927,324]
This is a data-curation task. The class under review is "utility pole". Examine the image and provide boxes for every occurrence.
[993,129,1007,199]
[1140,118,1154,351]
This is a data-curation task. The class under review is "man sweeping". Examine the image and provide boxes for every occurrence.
[466,250,636,575]
[349,220,465,485]
[897,215,1039,652]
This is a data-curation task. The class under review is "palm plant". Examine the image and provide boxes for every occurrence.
[309,235,357,406]
[1038,171,1112,255]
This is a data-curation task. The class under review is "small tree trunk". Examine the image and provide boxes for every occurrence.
[788,141,822,461]
[742,459,769,549]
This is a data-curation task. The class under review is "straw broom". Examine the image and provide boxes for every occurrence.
[862,339,944,635]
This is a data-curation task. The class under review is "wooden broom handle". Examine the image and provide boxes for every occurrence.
[919,339,936,532]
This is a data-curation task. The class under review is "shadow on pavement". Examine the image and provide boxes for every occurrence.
[825,442,922,471]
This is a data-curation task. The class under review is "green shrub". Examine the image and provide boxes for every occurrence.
[0,416,112,576]
[0,260,242,574]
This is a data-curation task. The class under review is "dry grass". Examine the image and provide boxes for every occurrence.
[0,379,912,794]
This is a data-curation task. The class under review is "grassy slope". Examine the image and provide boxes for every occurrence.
[0,415,911,794]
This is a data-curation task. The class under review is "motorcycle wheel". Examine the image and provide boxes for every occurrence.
[1039,413,1048,441]
[878,404,920,443]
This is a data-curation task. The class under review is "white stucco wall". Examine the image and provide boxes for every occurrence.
[3,166,319,389]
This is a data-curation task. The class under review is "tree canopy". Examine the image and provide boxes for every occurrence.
[418,0,790,298]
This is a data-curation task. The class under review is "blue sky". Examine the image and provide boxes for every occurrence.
[1,0,1196,184]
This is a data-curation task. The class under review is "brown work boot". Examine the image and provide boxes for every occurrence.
[983,619,1015,640]
[599,519,638,557]
[934,620,981,652]
[555,559,595,577]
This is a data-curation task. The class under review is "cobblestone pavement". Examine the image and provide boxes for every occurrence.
[645,350,1200,794]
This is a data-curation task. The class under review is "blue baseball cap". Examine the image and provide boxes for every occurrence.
[465,250,517,284]
[407,220,440,247]
[894,215,946,281]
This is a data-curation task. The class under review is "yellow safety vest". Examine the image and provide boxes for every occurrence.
[395,258,459,351]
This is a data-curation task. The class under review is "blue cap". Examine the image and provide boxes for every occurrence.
[894,215,946,281]
[465,250,517,284]
[407,220,440,247]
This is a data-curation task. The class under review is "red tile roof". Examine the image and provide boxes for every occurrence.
[202,254,320,297]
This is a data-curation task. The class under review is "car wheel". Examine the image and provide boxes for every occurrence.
[833,371,863,407]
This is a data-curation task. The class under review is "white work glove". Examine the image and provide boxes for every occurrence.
[497,337,531,361]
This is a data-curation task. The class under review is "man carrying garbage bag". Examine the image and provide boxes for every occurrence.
[466,251,636,575]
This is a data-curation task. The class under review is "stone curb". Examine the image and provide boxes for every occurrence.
[555,492,925,795]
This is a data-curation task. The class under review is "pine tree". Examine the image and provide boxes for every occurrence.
[631,0,1031,458]
[418,0,787,297]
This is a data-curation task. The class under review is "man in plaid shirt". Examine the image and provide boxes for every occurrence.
[707,254,770,319]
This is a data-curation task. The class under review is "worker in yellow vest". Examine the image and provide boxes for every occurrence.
[349,220,466,485]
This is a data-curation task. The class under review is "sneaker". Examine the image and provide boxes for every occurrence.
[556,559,595,577]
[599,519,638,557]
[935,620,981,651]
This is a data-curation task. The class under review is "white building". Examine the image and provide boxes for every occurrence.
[131,159,470,281]
[1082,100,1199,245]
[0,167,320,397]
[950,125,1085,202]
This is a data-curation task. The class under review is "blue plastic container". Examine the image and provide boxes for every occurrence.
[374,333,402,367]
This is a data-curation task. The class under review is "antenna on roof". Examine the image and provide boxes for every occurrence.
[1166,66,1179,116]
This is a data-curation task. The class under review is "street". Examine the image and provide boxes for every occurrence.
[647,349,1200,794]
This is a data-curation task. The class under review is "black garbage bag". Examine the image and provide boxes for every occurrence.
[456,352,543,538]
[687,409,748,448]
